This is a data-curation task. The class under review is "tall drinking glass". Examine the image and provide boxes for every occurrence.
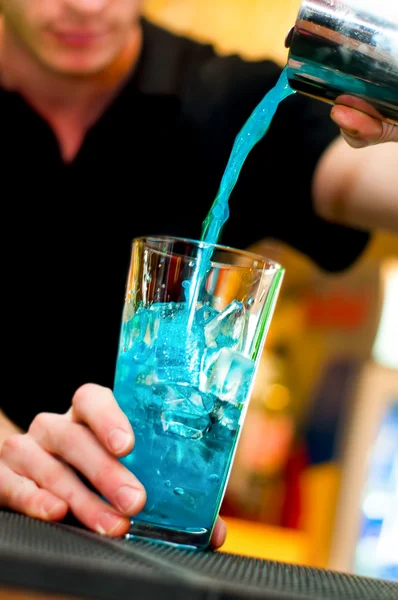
[113,236,284,548]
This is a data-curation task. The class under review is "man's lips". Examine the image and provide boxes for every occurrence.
[50,29,108,47]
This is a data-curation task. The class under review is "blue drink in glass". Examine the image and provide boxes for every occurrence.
[113,236,284,548]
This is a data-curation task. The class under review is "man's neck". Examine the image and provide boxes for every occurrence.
[0,20,142,162]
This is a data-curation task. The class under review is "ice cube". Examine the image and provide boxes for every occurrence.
[134,362,157,386]
[155,383,212,440]
[195,303,218,326]
[210,398,240,423]
[120,305,165,364]
[203,347,255,405]
[120,309,149,353]
[200,346,219,385]
[115,348,150,392]
[149,301,183,320]
[210,399,241,440]
[204,300,247,351]
[161,417,206,440]
[151,303,205,387]
[212,415,238,441]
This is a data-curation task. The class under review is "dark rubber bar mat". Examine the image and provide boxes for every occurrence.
[0,511,396,600]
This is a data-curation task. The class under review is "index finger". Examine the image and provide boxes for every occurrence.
[69,384,134,457]
[332,96,398,144]
[335,95,383,120]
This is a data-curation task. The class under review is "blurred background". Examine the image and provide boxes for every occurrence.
[144,0,398,581]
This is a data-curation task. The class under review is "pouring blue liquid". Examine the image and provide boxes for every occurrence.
[184,65,295,310]
[202,66,294,245]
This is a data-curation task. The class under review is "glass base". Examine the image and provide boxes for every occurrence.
[125,519,212,550]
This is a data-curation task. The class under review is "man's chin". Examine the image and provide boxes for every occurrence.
[42,51,117,78]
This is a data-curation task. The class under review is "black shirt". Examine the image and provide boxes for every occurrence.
[1,18,370,430]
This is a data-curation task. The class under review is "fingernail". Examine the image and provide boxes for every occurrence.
[342,127,359,136]
[107,428,133,454]
[42,499,66,519]
[116,485,143,513]
[97,512,126,535]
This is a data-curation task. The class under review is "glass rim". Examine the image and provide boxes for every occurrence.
[133,235,283,272]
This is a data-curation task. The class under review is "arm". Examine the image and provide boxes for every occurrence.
[313,138,398,233]
[313,99,398,233]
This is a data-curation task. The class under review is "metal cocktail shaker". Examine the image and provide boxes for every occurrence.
[285,0,398,123]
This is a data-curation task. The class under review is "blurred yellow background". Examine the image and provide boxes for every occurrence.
[144,0,300,64]
[143,0,398,573]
